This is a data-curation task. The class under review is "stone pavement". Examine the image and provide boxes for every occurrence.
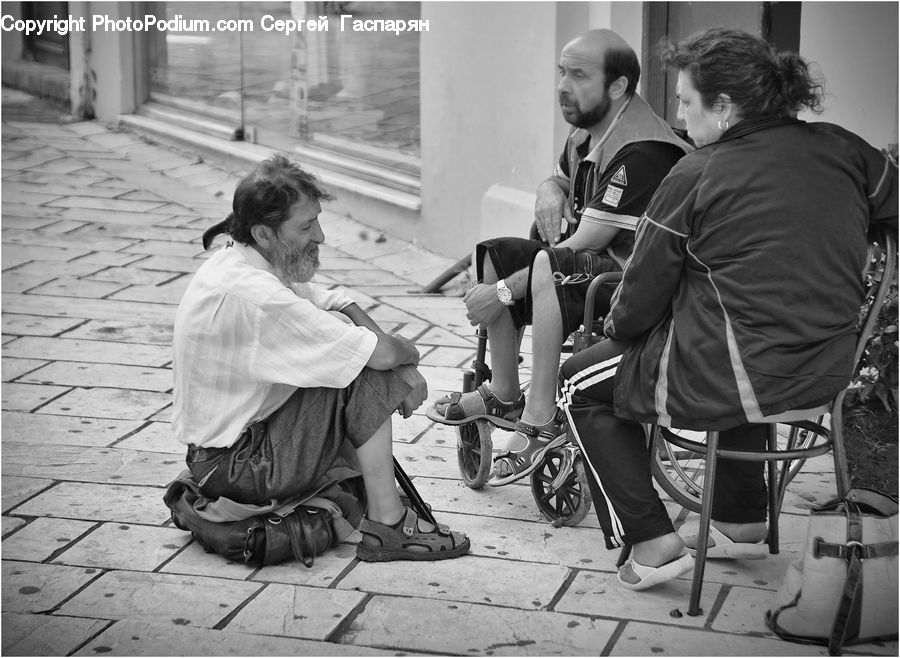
[1,88,895,657]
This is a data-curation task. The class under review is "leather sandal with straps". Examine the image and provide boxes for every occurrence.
[428,383,525,425]
[356,508,470,562]
[488,415,566,487]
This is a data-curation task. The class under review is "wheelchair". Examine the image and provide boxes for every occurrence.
[449,272,623,527]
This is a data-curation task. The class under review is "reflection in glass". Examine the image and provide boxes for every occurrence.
[146,1,421,166]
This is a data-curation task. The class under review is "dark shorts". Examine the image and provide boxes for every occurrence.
[185,367,411,505]
[477,236,621,334]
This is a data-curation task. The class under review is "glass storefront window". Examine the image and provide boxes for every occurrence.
[147,1,421,177]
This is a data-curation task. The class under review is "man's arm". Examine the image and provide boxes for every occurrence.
[558,142,684,254]
[341,302,420,370]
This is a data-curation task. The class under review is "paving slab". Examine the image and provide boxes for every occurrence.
[3,443,183,487]
[160,540,258,580]
[2,516,27,537]
[2,270,61,293]
[72,618,404,656]
[1,476,55,513]
[339,554,569,609]
[56,570,263,626]
[2,357,49,380]
[2,560,101,613]
[9,480,171,524]
[3,336,172,366]
[609,620,829,656]
[2,381,70,411]
[51,522,190,571]
[249,542,361,587]
[38,386,172,419]
[2,292,176,324]
[226,583,367,640]
[2,517,98,562]
[62,319,174,345]
[1,411,142,447]
[436,510,617,571]
[115,421,181,453]
[1,312,87,337]
[25,276,129,298]
[2,611,111,656]
[556,569,722,627]
[341,594,619,655]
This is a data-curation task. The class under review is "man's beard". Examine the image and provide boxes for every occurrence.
[561,92,612,129]
[271,238,319,283]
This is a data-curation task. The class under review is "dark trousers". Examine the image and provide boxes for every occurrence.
[558,339,767,549]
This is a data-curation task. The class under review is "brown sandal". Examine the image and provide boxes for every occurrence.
[356,508,470,562]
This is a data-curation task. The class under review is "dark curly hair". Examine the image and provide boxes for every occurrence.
[225,154,332,246]
[660,27,824,119]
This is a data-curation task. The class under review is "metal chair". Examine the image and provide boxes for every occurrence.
[651,227,897,616]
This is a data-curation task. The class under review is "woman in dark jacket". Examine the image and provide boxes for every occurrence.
[559,28,898,590]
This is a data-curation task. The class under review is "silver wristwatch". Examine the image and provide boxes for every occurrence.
[496,279,514,305]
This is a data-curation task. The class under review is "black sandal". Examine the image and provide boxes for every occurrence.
[488,416,566,486]
[356,508,470,562]
[428,383,525,425]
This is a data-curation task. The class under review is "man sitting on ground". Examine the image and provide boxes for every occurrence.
[173,154,469,562]
[432,29,691,486]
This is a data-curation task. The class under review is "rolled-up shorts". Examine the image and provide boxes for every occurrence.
[185,367,411,505]
[477,236,622,334]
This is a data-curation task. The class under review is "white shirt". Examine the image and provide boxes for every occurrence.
[172,242,378,448]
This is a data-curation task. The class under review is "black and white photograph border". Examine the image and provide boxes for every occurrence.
[1,1,897,656]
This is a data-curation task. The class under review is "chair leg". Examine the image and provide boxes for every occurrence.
[766,424,780,554]
[830,402,851,498]
[688,430,719,616]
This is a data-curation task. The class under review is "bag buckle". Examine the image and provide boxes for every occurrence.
[845,539,865,558]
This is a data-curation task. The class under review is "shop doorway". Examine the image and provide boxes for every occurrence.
[22,1,70,69]
[642,1,802,123]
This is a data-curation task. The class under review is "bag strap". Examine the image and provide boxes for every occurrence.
[828,501,866,655]
[814,538,899,560]
[846,488,899,517]
[393,457,437,526]
[282,510,315,568]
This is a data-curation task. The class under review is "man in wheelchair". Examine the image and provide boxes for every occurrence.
[432,28,691,486]
[559,28,898,591]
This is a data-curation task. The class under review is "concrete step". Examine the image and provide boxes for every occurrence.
[136,102,239,141]
[116,112,421,213]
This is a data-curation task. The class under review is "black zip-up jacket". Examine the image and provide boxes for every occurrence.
[605,116,898,430]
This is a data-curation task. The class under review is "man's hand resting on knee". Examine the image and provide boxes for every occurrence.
[464,283,507,326]
[394,364,428,418]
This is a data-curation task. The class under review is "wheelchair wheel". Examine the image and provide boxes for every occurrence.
[530,446,592,527]
[649,423,823,514]
[457,420,493,489]
[649,426,705,513]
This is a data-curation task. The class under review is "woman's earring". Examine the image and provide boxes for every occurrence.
[717,120,723,131]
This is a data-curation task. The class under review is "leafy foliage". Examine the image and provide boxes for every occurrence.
[843,144,899,413]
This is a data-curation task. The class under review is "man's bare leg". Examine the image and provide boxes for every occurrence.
[355,417,433,530]
[518,249,564,425]
[479,256,523,403]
